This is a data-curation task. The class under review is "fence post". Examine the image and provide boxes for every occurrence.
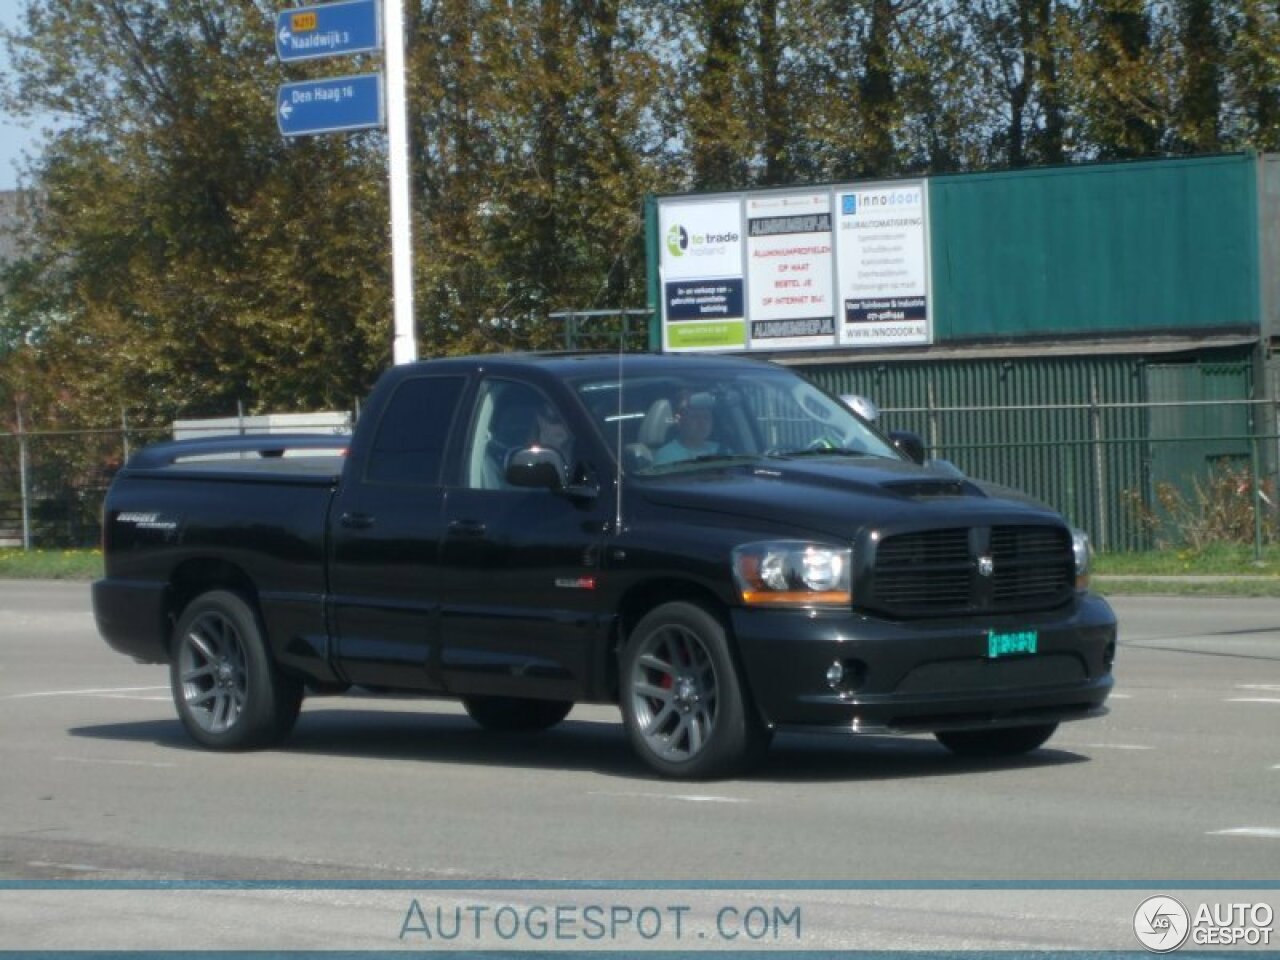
[1090,373,1108,552]
[16,404,31,552]
[926,380,939,456]
[1251,430,1264,563]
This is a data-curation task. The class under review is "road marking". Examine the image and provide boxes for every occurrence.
[0,685,168,701]
[1226,697,1280,704]
[1108,693,1132,699]
[55,756,177,769]
[1073,743,1154,751]
[1209,828,1280,840]
[1236,684,1280,691]
[589,791,749,805]
[25,861,107,874]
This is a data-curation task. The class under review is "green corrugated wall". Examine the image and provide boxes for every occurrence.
[929,154,1260,340]
[800,352,1256,552]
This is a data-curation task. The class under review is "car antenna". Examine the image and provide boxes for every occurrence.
[614,322,625,534]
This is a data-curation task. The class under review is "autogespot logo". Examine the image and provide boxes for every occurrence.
[666,224,689,257]
[1134,896,1191,953]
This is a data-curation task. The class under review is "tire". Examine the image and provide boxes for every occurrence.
[620,601,770,779]
[462,695,573,732]
[935,722,1058,758]
[169,590,303,750]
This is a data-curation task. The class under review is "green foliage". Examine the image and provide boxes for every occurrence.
[4,0,1280,433]
[0,548,104,580]
[1121,461,1279,550]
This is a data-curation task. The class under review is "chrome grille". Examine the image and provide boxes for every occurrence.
[868,524,1073,617]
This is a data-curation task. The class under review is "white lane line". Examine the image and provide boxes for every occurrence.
[55,756,177,769]
[1108,693,1132,699]
[1226,697,1280,704]
[1073,743,1154,751]
[0,685,168,701]
[25,861,107,874]
[1209,828,1280,840]
[1236,684,1280,691]
[590,791,749,805]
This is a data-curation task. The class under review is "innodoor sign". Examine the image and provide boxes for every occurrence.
[277,73,384,137]
[835,180,932,347]
[276,0,382,62]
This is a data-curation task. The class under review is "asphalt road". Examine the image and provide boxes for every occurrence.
[1,581,1277,885]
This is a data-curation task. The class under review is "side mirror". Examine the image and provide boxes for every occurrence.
[506,446,567,490]
[840,394,880,423]
[889,430,926,465]
[506,447,599,500]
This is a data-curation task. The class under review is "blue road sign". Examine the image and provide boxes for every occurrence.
[276,0,381,63]
[277,73,384,137]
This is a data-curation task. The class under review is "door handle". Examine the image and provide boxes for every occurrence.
[447,519,487,539]
[340,512,376,530]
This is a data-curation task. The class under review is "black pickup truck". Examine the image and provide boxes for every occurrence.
[93,352,1116,778]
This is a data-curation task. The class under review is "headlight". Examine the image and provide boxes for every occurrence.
[1071,528,1091,590]
[732,541,852,607]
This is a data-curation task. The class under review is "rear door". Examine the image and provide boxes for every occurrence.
[437,376,614,701]
[328,373,467,689]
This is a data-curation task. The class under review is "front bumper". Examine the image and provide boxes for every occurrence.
[731,593,1116,734]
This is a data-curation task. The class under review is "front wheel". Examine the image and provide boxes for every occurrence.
[620,601,770,779]
[462,696,573,732]
[935,722,1058,757]
[170,590,302,750]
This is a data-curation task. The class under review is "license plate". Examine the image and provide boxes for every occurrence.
[988,629,1038,658]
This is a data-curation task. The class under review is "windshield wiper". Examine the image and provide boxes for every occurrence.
[767,446,870,459]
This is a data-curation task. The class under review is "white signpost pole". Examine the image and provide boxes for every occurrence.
[383,0,418,364]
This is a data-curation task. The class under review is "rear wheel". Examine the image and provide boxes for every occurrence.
[170,590,302,750]
[620,601,770,779]
[462,696,573,732]
[935,722,1058,757]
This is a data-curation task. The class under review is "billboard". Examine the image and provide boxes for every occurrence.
[745,191,836,351]
[657,182,932,354]
[658,199,746,352]
[835,181,930,347]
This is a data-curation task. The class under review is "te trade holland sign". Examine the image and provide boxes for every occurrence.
[276,0,382,62]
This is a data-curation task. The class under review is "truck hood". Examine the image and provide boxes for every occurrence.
[635,456,1062,540]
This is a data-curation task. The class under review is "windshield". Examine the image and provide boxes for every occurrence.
[572,364,901,475]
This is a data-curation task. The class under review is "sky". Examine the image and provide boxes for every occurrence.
[0,0,50,191]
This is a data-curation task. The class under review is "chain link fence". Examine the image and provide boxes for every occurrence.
[2,399,1277,553]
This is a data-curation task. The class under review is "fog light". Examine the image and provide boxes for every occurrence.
[826,661,845,688]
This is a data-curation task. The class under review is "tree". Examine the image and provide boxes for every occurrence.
[1173,0,1222,153]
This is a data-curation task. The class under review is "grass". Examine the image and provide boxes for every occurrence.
[4,543,1280,597]
[1094,578,1280,598]
[0,548,104,580]
[1093,543,1280,577]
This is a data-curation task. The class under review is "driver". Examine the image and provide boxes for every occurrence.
[654,392,719,464]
